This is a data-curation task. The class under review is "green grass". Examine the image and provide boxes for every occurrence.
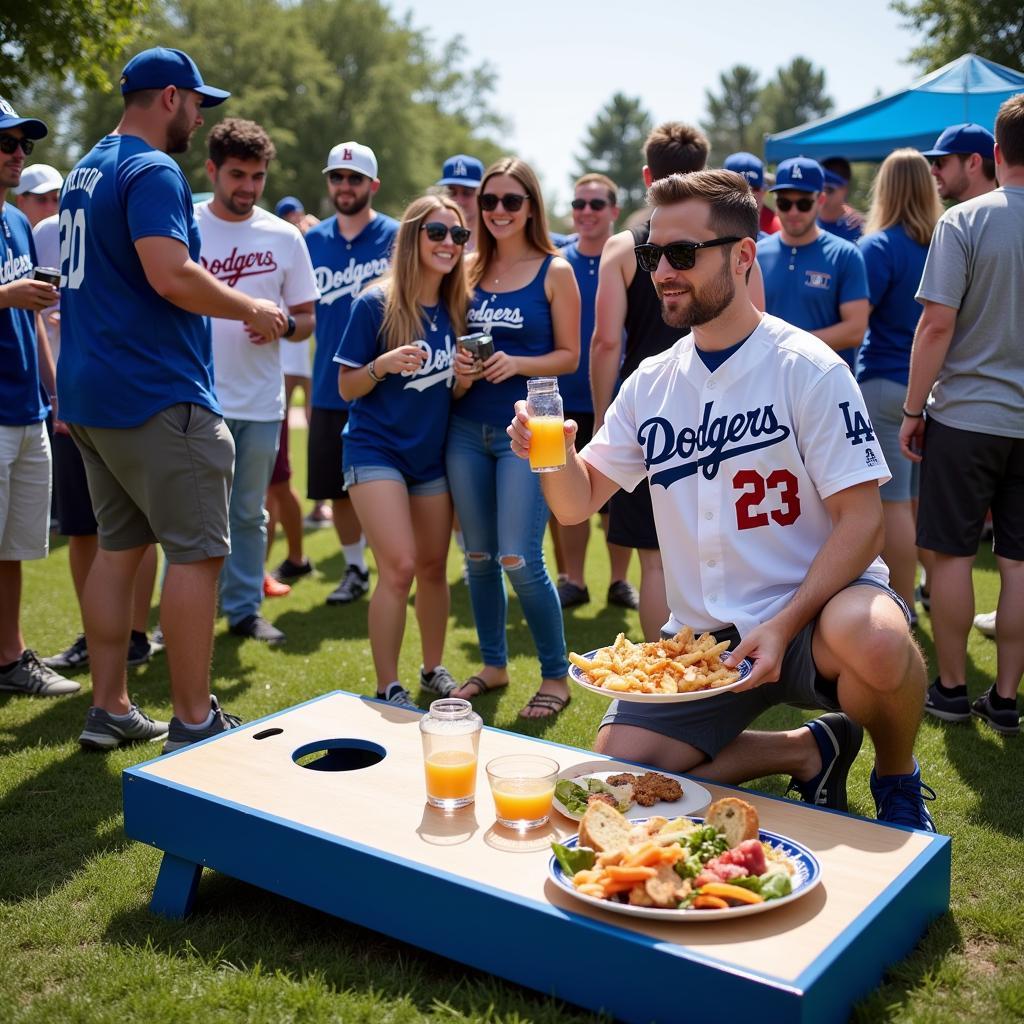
[1,428,1021,1023]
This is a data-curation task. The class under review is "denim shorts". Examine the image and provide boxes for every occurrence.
[343,463,448,497]
[859,376,918,503]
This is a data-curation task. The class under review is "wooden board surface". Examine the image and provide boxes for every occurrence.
[138,691,935,984]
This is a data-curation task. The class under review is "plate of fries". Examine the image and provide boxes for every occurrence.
[568,628,750,703]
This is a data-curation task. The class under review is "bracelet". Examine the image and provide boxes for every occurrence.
[901,406,925,419]
[367,359,385,383]
[283,314,296,339]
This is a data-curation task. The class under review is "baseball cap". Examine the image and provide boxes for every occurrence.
[119,47,230,108]
[769,157,824,194]
[823,169,848,188]
[275,196,303,217]
[437,154,483,188]
[723,152,764,190]
[323,142,378,179]
[0,98,48,140]
[921,123,995,160]
[14,163,63,195]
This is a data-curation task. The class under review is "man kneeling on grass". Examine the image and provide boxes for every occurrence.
[508,169,936,831]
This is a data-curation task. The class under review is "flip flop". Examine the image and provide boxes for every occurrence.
[459,675,507,698]
[518,690,571,720]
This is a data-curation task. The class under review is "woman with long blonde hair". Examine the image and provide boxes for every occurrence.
[337,193,471,708]
[857,148,944,614]
[447,157,581,719]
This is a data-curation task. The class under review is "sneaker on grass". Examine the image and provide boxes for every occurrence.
[378,682,419,711]
[326,565,369,605]
[606,579,639,610]
[43,634,89,671]
[870,759,937,832]
[127,630,154,667]
[229,614,286,645]
[924,678,970,723]
[971,687,1020,736]
[787,712,863,812]
[420,665,458,697]
[973,610,996,638]
[149,626,165,653]
[162,695,242,754]
[0,650,80,697]
[79,704,168,751]
[273,557,314,583]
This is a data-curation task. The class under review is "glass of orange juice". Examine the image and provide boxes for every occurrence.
[486,754,559,830]
[420,699,482,810]
[526,377,566,473]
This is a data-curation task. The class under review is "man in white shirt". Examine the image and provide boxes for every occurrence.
[509,169,936,831]
[196,118,318,644]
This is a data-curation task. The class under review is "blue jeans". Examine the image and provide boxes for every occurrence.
[220,418,281,625]
[445,415,568,679]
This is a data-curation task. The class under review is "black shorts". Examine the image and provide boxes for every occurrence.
[606,478,659,550]
[917,418,1024,559]
[53,430,98,536]
[270,417,291,486]
[307,407,349,501]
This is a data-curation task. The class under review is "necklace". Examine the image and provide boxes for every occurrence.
[423,303,439,332]
[487,254,530,298]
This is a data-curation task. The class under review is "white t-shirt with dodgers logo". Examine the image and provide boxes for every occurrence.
[195,202,319,421]
[581,314,890,637]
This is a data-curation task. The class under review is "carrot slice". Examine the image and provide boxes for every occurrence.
[605,866,657,882]
[692,894,730,910]
[697,882,765,904]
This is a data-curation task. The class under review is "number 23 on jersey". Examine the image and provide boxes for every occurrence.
[733,468,801,531]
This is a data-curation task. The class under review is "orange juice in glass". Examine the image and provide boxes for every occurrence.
[420,699,482,810]
[486,754,559,830]
[526,377,565,473]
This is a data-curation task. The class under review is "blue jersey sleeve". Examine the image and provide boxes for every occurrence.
[123,160,193,247]
[859,232,893,307]
[335,290,386,367]
[837,244,869,305]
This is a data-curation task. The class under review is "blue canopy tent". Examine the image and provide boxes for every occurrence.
[764,54,1024,162]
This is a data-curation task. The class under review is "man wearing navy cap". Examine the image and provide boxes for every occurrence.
[724,152,779,235]
[437,154,483,250]
[818,157,863,242]
[923,123,997,203]
[59,47,287,753]
[0,99,79,700]
[756,156,869,372]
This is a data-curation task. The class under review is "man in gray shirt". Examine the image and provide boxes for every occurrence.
[901,93,1024,737]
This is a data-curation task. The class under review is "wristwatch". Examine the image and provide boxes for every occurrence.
[283,315,296,338]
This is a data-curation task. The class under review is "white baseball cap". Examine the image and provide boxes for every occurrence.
[15,163,64,195]
[323,141,378,179]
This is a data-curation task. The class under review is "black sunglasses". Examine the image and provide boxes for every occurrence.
[422,221,471,245]
[0,134,34,156]
[479,192,529,212]
[328,170,366,186]
[634,236,741,273]
[775,196,816,212]
[571,198,609,211]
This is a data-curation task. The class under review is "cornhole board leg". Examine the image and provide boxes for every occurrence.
[150,851,203,919]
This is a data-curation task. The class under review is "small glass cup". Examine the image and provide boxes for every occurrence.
[486,754,559,830]
[420,698,482,811]
[526,377,566,473]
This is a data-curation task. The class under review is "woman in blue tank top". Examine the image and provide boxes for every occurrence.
[447,157,581,718]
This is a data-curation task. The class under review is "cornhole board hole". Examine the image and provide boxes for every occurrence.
[123,690,950,1024]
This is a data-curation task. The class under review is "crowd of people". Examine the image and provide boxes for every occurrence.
[2,46,1022,833]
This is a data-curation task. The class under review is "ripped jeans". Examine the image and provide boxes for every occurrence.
[446,415,568,679]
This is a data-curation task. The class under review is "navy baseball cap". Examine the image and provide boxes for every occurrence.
[723,152,764,190]
[769,157,825,194]
[275,196,303,217]
[823,169,848,188]
[0,98,47,140]
[437,154,483,188]
[119,48,230,107]
[922,123,995,160]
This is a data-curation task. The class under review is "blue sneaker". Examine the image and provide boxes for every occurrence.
[870,759,937,832]
[787,712,863,812]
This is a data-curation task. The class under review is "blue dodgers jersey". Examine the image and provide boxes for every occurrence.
[334,287,454,481]
[56,135,219,428]
[0,205,47,426]
[819,215,863,243]
[559,242,599,413]
[756,231,868,370]
[856,224,928,387]
[455,255,556,427]
[305,213,398,411]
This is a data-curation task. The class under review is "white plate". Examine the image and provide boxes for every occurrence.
[549,818,822,922]
[569,650,752,703]
[552,761,711,823]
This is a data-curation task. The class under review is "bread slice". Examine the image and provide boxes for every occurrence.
[578,800,631,853]
[705,797,760,847]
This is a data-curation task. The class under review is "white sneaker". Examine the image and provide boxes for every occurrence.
[973,610,996,638]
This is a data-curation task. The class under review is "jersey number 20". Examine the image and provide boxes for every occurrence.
[733,469,801,530]
[58,209,86,290]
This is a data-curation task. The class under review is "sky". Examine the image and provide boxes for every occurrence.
[398,0,925,207]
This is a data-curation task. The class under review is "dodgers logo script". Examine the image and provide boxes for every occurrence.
[468,296,525,330]
[316,256,389,305]
[638,401,791,488]
[839,401,875,445]
[401,336,455,392]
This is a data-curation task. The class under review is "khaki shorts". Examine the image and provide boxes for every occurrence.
[70,403,234,564]
[0,421,51,560]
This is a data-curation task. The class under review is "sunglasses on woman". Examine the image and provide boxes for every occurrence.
[479,192,529,212]
[421,222,471,245]
[570,198,609,211]
[775,196,816,212]
[0,134,34,156]
[633,236,741,273]
[328,170,366,186]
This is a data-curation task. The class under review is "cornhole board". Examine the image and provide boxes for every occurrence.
[123,690,950,1024]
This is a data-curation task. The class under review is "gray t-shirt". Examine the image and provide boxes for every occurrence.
[916,185,1024,438]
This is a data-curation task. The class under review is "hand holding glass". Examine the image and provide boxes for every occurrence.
[526,377,566,473]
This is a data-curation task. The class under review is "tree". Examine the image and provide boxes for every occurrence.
[573,93,653,219]
[757,58,834,136]
[702,65,762,161]
[892,0,1024,71]
[0,1,149,93]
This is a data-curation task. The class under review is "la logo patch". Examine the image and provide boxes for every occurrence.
[791,164,803,179]
[839,401,875,446]
[342,148,353,162]
[454,159,467,177]
[0,98,16,116]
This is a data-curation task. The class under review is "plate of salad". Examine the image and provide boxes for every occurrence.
[548,797,821,921]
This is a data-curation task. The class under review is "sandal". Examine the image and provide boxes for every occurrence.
[459,675,507,698]
[518,690,571,720]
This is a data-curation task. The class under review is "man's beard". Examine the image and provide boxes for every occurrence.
[659,260,735,329]
[333,190,370,216]
[166,105,194,155]
[223,193,254,216]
